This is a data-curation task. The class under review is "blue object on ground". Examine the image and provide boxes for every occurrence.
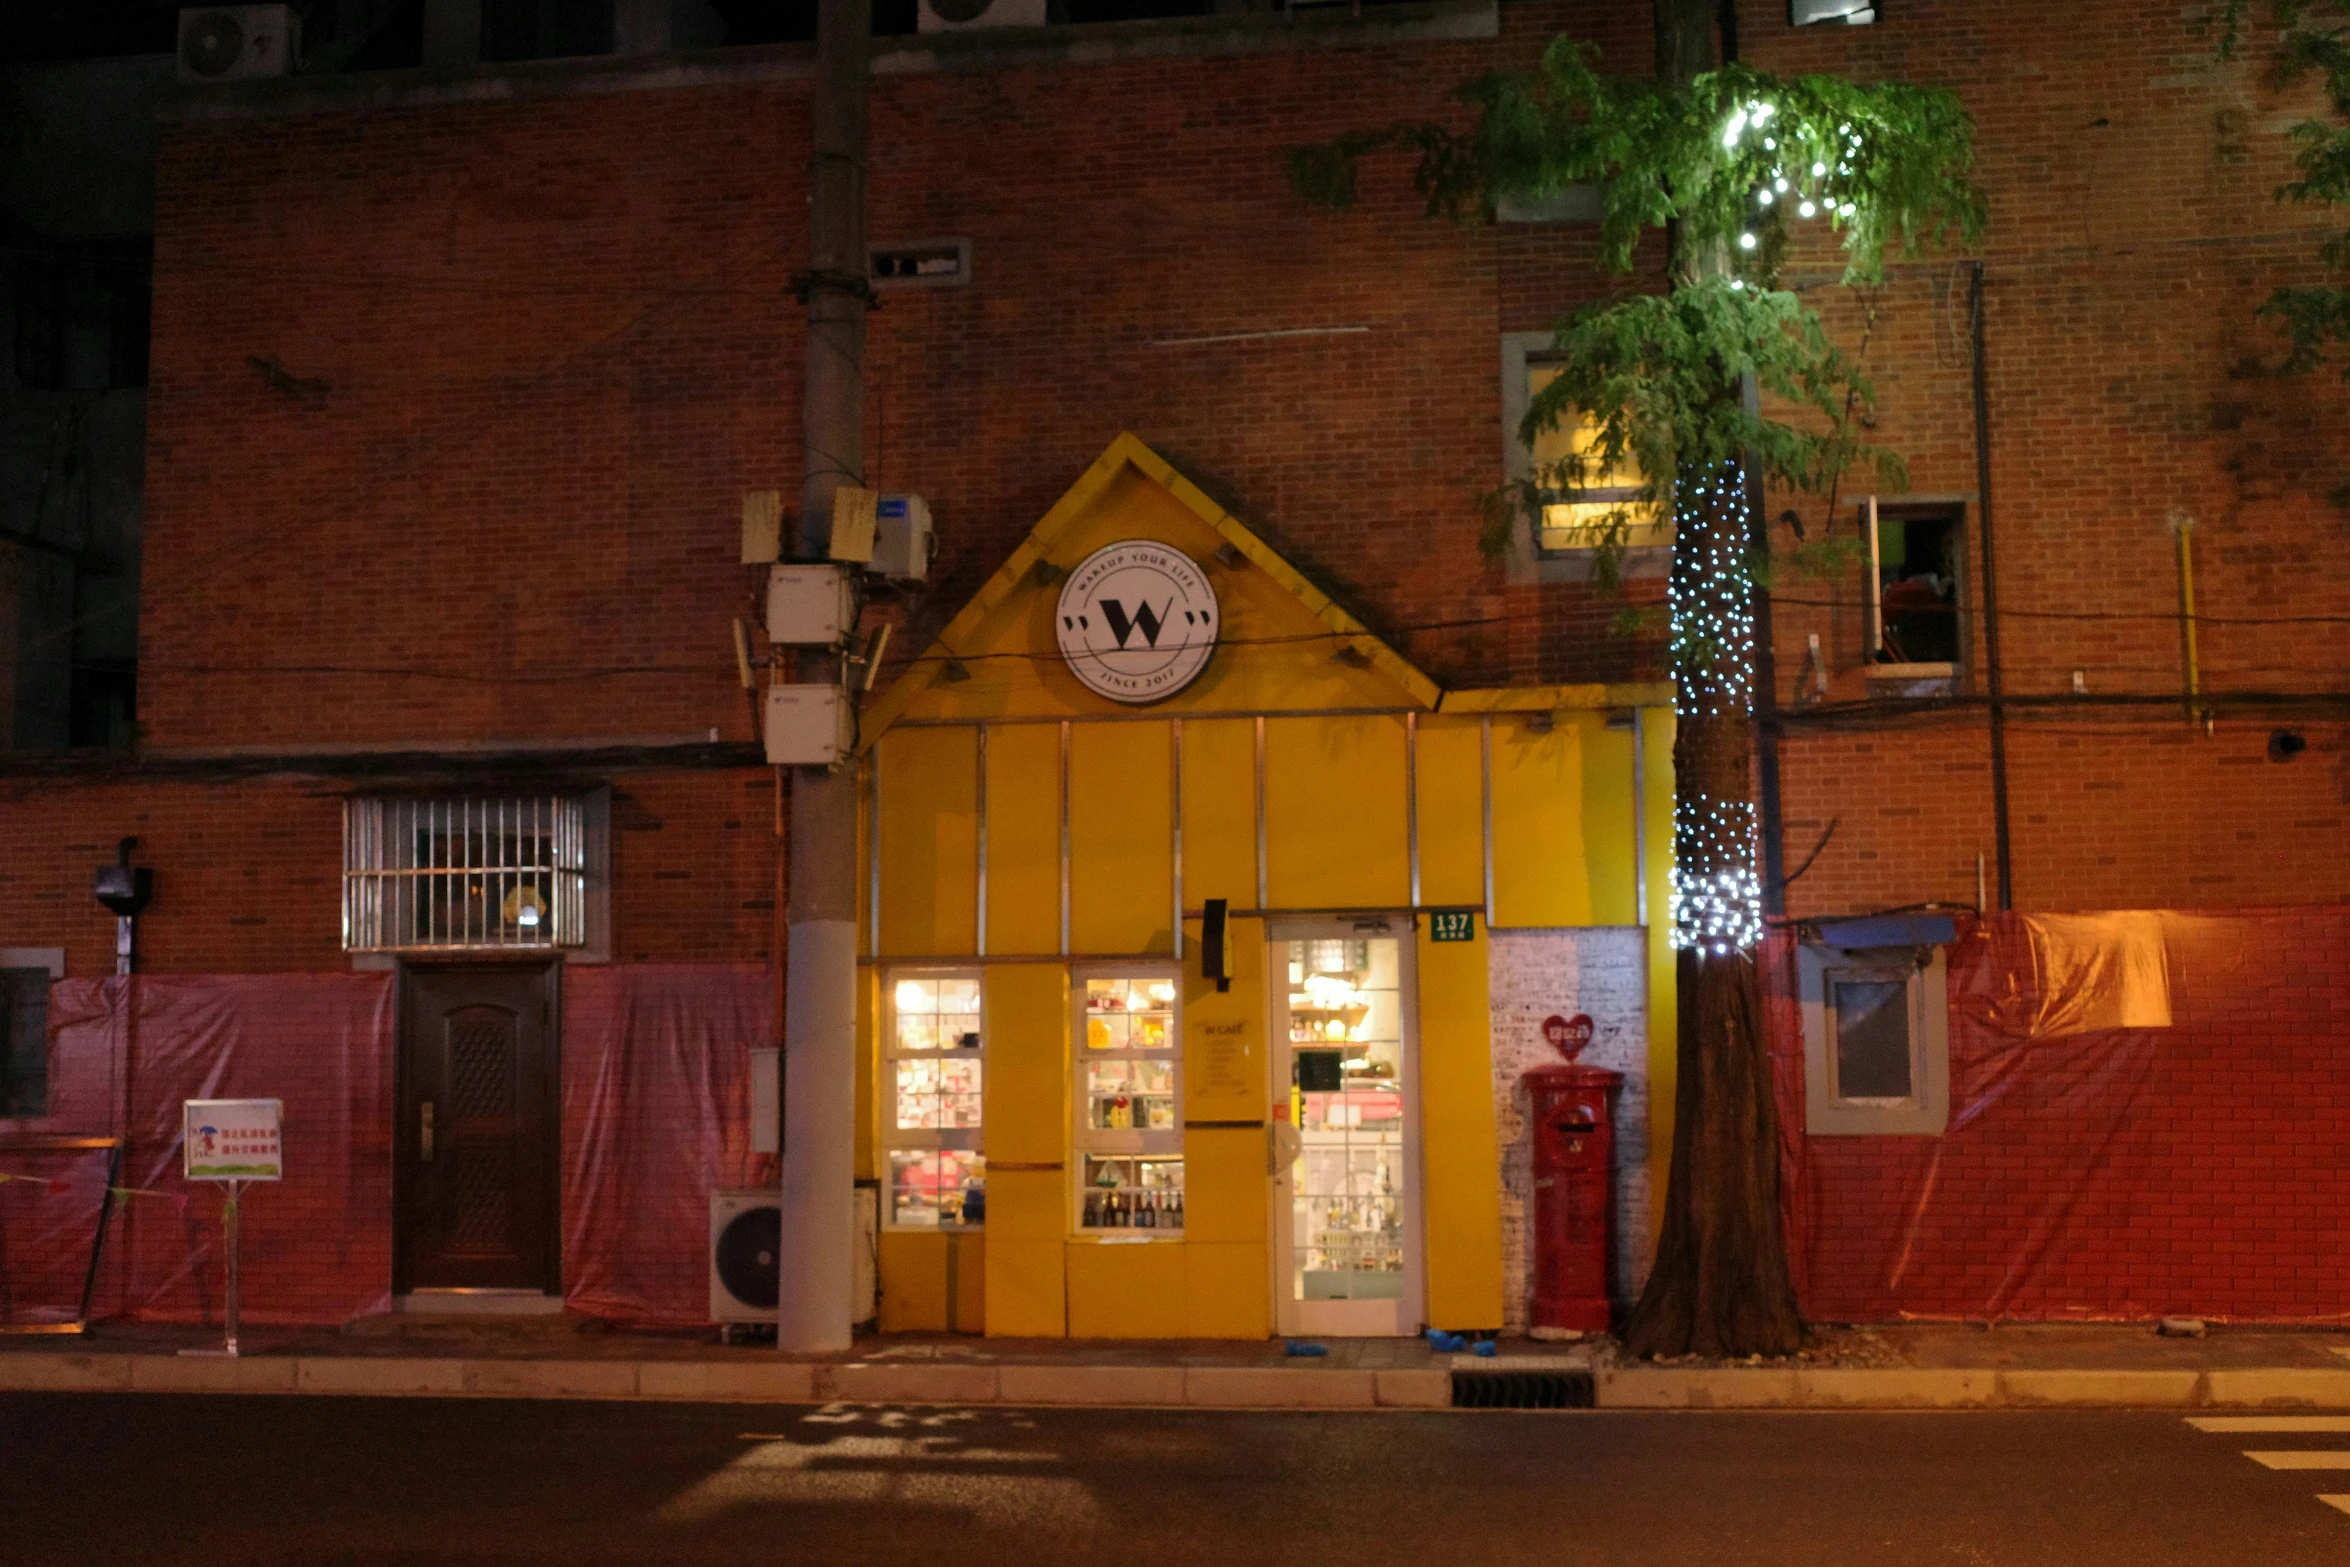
[1285,1340,1330,1357]
[1425,1329,1467,1353]
[1471,1340,1498,1358]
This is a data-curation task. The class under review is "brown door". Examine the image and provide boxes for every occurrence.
[398,964,558,1292]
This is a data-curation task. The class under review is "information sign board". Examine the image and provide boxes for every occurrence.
[183,1099,283,1181]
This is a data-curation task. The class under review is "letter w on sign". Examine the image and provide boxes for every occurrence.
[1099,599,1170,649]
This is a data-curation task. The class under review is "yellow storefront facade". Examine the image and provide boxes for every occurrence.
[855,435,1675,1339]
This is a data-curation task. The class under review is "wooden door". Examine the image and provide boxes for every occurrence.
[398,964,558,1293]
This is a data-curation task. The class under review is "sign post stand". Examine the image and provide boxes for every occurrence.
[178,1099,282,1360]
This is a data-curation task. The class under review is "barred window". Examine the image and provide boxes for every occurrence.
[343,798,588,952]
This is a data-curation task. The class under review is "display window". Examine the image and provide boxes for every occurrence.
[1073,971,1184,1234]
[1284,937,1408,1300]
[885,972,985,1228]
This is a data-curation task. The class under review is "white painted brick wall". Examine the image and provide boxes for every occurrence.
[1488,928,1651,1333]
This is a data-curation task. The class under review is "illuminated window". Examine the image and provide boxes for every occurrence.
[1525,363,1672,555]
[885,972,984,1229]
[1072,971,1183,1235]
[1499,333,1674,585]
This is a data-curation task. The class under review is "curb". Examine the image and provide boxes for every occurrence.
[5,1355,2350,1411]
[0,1354,1451,1410]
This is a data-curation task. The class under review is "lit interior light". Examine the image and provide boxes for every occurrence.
[895,980,929,1012]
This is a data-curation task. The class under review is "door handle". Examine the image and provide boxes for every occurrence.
[419,1100,435,1162]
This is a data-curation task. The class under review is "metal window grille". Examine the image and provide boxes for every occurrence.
[343,797,586,953]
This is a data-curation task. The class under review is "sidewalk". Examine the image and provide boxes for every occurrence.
[6,1317,2350,1411]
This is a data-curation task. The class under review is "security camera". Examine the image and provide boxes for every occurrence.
[2269,730,2308,763]
[94,837,153,916]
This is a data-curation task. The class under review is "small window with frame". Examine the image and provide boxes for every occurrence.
[0,951,62,1121]
[884,971,985,1230]
[1499,332,1674,585]
[1073,970,1184,1235]
[1798,943,1949,1135]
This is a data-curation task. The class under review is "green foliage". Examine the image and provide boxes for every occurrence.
[2221,1,2350,374]
[1288,37,1983,287]
[1289,36,1979,575]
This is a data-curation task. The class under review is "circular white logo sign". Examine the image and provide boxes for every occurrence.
[1054,540,1219,704]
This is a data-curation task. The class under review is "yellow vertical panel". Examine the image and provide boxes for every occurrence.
[985,724,1062,955]
[1489,716,1592,928]
[1179,1127,1265,1247]
[1065,1241,1189,1338]
[1181,913,1266,1126]
[1577,712,1638,926]
[878,727,979,956]
[1415,716,1484,909]
[878,1229,949,1332]
[1068,722,1174,955]
[1417,921,1503,1332]
[949,1232,986,1334]
[983,965,1068,1166]
[985,1237,1067,1337]
[1263,715,1409,910]
[1180,719,1256,911]
[1185,1243,1271,1338]
[1641,705,1678,1250]
[854,966,878,1180]
[981,966,1070,1335]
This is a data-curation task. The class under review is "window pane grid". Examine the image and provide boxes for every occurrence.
[343,797,585,952]
[1075,973,1182,1232]
[886,972,983,1228]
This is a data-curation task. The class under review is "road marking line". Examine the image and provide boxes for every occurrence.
[2191,1417,2350,1433]
[2244,1452,2350,1470]
[2321,1496,2350,1516]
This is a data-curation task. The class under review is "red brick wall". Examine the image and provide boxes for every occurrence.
[1772,910,2350,1322]
[0,768,777,974]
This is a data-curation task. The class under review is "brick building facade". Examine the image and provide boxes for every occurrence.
[0,0,2342,1329]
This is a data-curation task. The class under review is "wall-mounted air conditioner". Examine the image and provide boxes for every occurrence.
[178,5,300,81]
[919,0,1051,33]
[710,1189,780,1326]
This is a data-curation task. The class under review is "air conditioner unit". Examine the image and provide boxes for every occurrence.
[177,5,300,82]
[710,1189,781,1325]
[871,495,934,583]
[918,0,1049,32]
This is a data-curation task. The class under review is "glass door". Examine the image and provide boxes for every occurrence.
[1271,918,1420,1337]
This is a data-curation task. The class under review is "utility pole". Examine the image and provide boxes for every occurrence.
[778,0,870,1355]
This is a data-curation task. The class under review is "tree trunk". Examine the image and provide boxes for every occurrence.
[1622,0,1811,1356]
[1620,714,1805,1359]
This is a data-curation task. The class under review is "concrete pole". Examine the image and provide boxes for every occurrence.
[778,0,869,1355]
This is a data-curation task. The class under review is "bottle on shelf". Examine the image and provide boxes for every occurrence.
[1082,1189,1102,1228]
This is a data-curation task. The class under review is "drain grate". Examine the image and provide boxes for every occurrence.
[1450,1370,1595,1409]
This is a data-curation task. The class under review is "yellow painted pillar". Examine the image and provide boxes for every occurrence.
[982,963,1070,1336]
[1417,917,1504,1332]
[1180,913,1271,1339]
[1640,706,1678,1250]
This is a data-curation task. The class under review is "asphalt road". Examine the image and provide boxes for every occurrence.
[5,1394,2349,1565]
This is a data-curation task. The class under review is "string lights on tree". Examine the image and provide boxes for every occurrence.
[1666,464,1765,956]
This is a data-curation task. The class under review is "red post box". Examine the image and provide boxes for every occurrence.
[1525,1062,1623,1334]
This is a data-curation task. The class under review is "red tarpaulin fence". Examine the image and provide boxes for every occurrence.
[0,965,765,1328]
[1774,908,2350,1323]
